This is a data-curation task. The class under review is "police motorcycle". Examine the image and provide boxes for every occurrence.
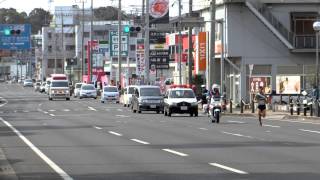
[204,84,223,123]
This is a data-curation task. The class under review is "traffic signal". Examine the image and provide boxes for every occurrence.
[123,26,141,33]
[3,29,21,36]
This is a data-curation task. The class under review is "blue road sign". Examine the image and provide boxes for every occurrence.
[0,24,31,50]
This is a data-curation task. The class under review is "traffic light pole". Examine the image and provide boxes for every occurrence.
[188,0,193,85]
[145,0,150,84]
[90,0,93,82]
[118,0,122,86]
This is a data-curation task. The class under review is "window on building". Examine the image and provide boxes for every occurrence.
[130,44,136,51]
[48,59,55,68]
[65,45,75,51]
[65,33,75,38]
[95,30,105,36]
[48,45,52,53]
[83,32,89,37]
[57,59,63,68]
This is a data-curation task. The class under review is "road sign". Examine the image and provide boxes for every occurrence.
[109,31,128,57]
[0,24,31,50]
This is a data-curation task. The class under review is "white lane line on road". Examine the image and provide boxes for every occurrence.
[228,120,245,124]
[93,126,102,130]
[88,106,97,111]
[0,98,8,107]
[263,124,280,128]
[108,131,123,136]
[0,118,73,180]
[63,109,70,112]
[209,163,248,175]
[117,109,123,112]
[115,115,130,118]
[199,128,208,131]
[49,114,55,117]
[130,139,150,145]
[222,131,253,139]
[43,111,48,114]
[162,149,189,157]
[38,103,42,106]
[266,119,320,125]
[299,129,320,134]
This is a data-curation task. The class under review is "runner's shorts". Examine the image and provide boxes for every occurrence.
[258,105,266,111]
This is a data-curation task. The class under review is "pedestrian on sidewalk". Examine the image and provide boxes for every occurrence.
[255,86,267,126]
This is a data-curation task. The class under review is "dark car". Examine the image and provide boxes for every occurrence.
[131,86,164,114]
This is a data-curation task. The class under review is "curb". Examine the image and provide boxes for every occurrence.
[283,115,320,121]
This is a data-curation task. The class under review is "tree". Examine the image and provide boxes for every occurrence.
[94,6,128,21]
[28,8,52,34]
[0,8,28,24]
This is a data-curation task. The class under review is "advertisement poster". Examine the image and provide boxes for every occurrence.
[276,76,301,94]
[136,39,145,76]
[250,77,271,94]
[149,0,169,24]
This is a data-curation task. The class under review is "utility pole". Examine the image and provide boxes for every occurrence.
[145,0,150,84]
[220,20,224,94]
[208,0,216,89]
[188,0,193,85]
[81,0,85,81]
[178,0,182,85]
[61,11,65,74]
[89,0,93,82]
[118,0,122,85]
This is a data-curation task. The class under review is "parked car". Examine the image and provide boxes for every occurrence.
[74,83,83,98]
[40,82,46,93]
[79,84,97,99]
[23,79,33,87]
[101,86,120,103]
[163,87,198,117]
[131,86,164,114]
[121,85,137,107]
[34,82,41,91]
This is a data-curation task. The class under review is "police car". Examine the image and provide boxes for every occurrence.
[163,85,199,117]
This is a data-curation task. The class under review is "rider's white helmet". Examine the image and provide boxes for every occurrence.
[211,84,220,90]
[201,84,206,88]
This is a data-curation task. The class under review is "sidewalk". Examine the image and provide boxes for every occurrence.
[223,109,320,121]
[0,148,18,180]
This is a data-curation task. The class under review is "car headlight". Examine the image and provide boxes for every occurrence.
[65,90,69,94]
[51,90,55,94]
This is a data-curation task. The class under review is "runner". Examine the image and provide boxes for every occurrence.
[255,86,267,126]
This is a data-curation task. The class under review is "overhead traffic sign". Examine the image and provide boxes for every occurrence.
[0,24,31,50]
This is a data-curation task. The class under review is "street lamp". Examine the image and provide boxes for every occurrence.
[313,21,320,116]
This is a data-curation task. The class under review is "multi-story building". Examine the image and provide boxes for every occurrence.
[183,0,320,103]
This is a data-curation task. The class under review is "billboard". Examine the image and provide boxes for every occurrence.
[276,76,301,94]
[136,38,145,76]
[0,24,31,50]
[109,31,129,57]
[250,77,271,94]
[149,0,169,24]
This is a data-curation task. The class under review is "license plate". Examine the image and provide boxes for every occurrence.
[150,105,156,108]
[181,106,188,110]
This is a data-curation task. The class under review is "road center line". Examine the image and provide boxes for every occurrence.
[209,163,248,174]
[88,106,97,111]
[43,111,48,114]
[93,126,102,130]
[162,149,188,157]
[49,114,55,117]
[199,128,208,131]
[0,118,73,180]
[222,131,253,139]
[263,124,280,128]
[130,139,150,145]
[299,129,320,134]
[108,131,122,136]
[115,115,130,118]
[228,120,245,124]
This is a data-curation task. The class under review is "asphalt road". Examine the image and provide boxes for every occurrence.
[1,83,320,180]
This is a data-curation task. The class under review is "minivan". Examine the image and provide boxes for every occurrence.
[131,86,164,114]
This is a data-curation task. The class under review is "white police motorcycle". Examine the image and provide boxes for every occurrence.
[207,96,223,123]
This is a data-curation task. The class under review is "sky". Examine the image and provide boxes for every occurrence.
[0,0,143,14]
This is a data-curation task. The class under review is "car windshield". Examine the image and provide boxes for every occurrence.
[75,84,82,88]
[82,85,95,90]
[104,87,118,92]
[51,81,68,87]
[25,80,32,83]
[128,87,135,94]
[140,88,161,96]
[169,90,195,98]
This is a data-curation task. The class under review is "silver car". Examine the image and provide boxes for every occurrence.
[79,84,97,99]
[101,86,120,103]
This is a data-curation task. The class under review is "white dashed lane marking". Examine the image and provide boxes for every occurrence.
[222,131,253,139]
[108,131,122,136]
[130,139,150,145]
[88,106,97,111]
[209,163,248,174]
[162,149,189,157]
[93,126,103,130]
[263,124,280,128]
[299,129,320,134]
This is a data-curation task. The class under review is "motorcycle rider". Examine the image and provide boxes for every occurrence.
[201,85,209,105]
[206,84,221,111]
